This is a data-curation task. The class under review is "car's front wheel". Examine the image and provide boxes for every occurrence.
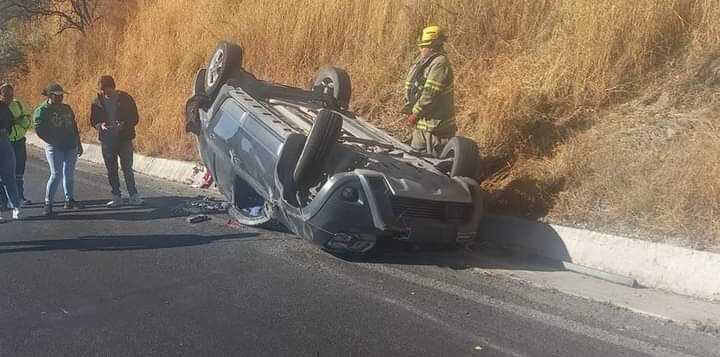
[440,136,479,178]
[293,110,343,190]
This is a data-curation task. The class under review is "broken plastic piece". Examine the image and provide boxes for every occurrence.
[186,214,211,224]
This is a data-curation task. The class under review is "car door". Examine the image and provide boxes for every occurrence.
[226,104,283,195]
[206,100,243,200]
[206,97,284,203]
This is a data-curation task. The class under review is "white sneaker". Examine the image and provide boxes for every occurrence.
[107,195,122,208]
[128,194,144,206]
[12,208,22,220]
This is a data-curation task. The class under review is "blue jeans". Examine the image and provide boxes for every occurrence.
[45,144,78,203]
[0,135,20,209]
[0,137,28,204]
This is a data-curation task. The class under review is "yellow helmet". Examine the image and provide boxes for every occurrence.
[417,25,447,48]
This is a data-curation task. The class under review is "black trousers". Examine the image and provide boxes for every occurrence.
[0,137,27,203]
[101,139,138,196]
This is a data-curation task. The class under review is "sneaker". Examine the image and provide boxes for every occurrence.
[128,194,144,206]
[107,195,122,208]
[43,203,53,217]
[21,198,32,206]
[64,200,85,209]
[12,208,22,220]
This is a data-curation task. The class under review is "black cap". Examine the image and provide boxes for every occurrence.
[43,82,68,96]
[98,75,116,89]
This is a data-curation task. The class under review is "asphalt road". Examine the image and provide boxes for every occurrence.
[1,150,718,357]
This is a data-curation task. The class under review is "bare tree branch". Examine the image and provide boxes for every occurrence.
[0,0,101,35]
[0,30,28,78]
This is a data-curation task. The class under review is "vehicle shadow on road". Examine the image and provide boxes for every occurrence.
[232,210,568,274]
[20,196,227,222]
[0,233,259,254]
[341,240,565,272]
[341,216,572,273]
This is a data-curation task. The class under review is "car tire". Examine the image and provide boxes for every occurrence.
[456,176,485,241]
[293,110,343,189]
[193,68,207,96]
[184,94,210,135]
[205,41,244,98]
[440,136,479,178]
[312,66,352,110]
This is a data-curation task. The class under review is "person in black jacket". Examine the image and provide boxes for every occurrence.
[90,75,143,207]
[0,99,22,220]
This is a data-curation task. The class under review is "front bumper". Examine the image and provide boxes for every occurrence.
[297,172,482,252]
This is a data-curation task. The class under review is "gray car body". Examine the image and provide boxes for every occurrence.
[194,72,483,252]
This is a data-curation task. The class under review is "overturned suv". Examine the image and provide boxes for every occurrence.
[185,41,484,254]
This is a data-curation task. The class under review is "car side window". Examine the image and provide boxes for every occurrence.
[212,100,248,141]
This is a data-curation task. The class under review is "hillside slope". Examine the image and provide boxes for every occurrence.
[15,0,720,247]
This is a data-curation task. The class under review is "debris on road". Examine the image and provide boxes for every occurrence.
[186,214,211,224]
[170,196,229,216]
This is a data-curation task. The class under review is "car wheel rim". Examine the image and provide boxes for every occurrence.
[319,78,335,96]
[207,49,225,87]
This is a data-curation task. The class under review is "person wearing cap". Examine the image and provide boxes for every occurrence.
[90,75,143,207]
[402,25,457,156]
[34,82,84,216]
[0,96,22,221]
[0,83,32,210]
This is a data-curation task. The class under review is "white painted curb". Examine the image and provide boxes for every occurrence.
[25,132,720,300]
[25,132,204,186]
[481,215,720,301]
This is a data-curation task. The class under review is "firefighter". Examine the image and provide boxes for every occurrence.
[402,25,456,156]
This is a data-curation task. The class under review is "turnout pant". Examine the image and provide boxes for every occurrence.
[411,129,451,157]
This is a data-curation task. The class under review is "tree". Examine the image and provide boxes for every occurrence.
[0,0,102,35]
[0,30,27,78]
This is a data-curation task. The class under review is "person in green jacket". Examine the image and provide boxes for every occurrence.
[402,25,457,156]
[34,82,84,216]
[0,83,32,209]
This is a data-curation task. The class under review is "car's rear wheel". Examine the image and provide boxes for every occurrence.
[184,94,210,135]
[205,41,244,98]
[193,68,207,96]
[440,136,479,178]
[312,66,352,110]
[293,110,343,190]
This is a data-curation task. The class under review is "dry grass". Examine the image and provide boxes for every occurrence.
[13,0,720,246]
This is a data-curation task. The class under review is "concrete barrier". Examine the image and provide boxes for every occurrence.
[25,132,204,185]
[481,215,720,300]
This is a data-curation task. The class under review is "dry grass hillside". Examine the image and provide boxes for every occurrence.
[14,0,720,248]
